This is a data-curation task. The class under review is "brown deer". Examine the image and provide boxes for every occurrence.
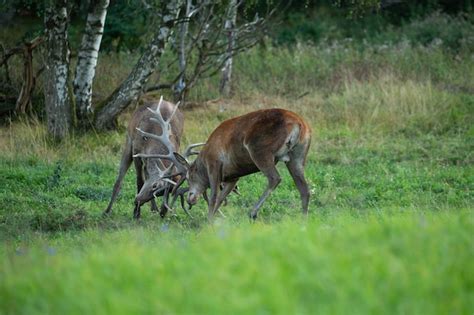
[103,97,188,219]
[136,108,311,220]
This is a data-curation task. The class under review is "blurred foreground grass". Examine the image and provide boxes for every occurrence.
[1,212,472,314]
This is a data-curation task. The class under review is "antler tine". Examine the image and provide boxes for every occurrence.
[169,187,193,218]
[146,95,165,123]
[147,98,180,131]
[136,128,168,144]
[170,101,180,121]
[171,175,186,195]
[162,178,177,186]
[154,158,174,177]
[148,102,171,141]
[133,153,170,159]
[136,96,181,163]
[183,142,206,158]
[157,158,166,169]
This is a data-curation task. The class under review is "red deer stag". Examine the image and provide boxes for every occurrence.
[103,97,188,219]
[136,108,311,220]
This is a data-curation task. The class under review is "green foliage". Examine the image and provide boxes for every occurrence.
[101,0,152,52]
[273,8,474,53]
[387,11,474,52]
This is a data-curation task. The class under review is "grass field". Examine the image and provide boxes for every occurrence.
[1,213,472,314]
[1,17,474,313]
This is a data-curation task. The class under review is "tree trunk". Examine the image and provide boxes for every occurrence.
[94,3,178,130]
[173,0,192,103]
[219,0,237,98]
[73,0,109,128]
[15,37,44,114]
[44,0,71,140]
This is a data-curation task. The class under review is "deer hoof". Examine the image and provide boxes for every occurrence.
[248,211,258,220]
[133,211,141,220]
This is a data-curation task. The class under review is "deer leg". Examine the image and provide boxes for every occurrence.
[287,140,311,215]
[249,165,281,220]
[207,179,238,217]
[286,159,310,215]
[159,201,168,218]
[203,189,226,217]
[207,182,220,221]
[159,185,171,218]
[220,183,239,206]
[133,158,145,220]
[103,137,133,216]
[203,190,209,204]
[249,152,281,220]
[150,199,159,213]
[207,163,223,221]
[212,180,238,217]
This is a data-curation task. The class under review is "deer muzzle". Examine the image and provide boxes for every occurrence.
[187,191,199,205]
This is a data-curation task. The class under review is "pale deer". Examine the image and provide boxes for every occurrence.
[103,97,187,219]
[137,108,311,220]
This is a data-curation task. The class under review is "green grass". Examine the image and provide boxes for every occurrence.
[1,212,473,314]
[0,120,471,235]
[0,113,472,313]
[1,15,474,313]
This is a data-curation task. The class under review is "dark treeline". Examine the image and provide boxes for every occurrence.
[1,0,472,51]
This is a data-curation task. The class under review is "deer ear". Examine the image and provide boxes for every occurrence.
[174,152,190,169]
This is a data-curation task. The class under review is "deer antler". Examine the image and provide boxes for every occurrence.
[134,97,179,160]
[134,97,197,176]
[135,142,206,160]
[134,96,190,213]
[169,186,193,218]
[133,97,207,216]
[183,142,206,158]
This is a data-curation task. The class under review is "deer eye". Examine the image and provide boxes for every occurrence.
[152,183,158,189]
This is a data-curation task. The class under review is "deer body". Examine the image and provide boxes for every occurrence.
[103,99,184,219]
[182,108,311,220]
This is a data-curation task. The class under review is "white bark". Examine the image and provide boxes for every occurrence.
[219,0,237,97]
[94,2,179,130]
[74,0,109,127]
[174,0,192,102]
[44,0,71,139]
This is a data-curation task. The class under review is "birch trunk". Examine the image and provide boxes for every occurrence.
[174,0,192,102]
[94,3,178,130]
[44,0,71,139]
[73,0,109,128]
[219,0,237,98]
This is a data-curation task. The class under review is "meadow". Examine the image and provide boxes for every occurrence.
[1,12,474,314]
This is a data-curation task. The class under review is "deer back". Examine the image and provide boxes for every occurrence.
[199,108,310,171]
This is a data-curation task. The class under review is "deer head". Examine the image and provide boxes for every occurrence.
[133,97,205,213]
